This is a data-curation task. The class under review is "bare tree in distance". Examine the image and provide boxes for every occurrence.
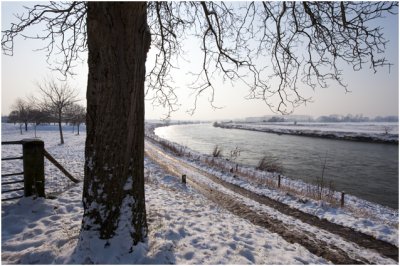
[65,103,86,135]
[10,97,31,133]
[25,95,42,138]
[7,110,19,126]
[2,1,397,260]
[37,78,79,144]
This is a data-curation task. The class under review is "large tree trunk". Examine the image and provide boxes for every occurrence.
[82,1,151,252]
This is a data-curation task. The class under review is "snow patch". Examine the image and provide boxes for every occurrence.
[124,176,133,190]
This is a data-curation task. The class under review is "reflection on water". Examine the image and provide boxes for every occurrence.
[155,123,399,209]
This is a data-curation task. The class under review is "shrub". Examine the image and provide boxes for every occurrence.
[229,146,241,161]
[212,145,222,157]
[256,155,283,173]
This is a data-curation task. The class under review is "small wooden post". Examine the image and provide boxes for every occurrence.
[278,175,281,188]
[340,191,345,207]
[22,139,45,197]
[235,164,238,172]
[182,174,186,184]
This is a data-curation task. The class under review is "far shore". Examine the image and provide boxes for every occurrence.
[213,122,398,145]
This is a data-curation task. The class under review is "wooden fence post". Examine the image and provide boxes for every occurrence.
[278,175,281,188]
[182,174,186,184]
[22,139,45,197]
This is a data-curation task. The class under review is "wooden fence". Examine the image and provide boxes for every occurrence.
[1,139,79,201]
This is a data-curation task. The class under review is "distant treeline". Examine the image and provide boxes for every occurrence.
[251,114,398,123]
[314,114,398,123]
[5,105,85,126]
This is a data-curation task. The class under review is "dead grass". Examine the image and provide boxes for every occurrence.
[212,145,222,157]
[256,155,284,173]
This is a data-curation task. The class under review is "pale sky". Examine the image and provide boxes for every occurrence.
[1,2,399,120]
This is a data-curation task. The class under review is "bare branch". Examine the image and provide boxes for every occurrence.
[2,1,87,76]
[37,77,79,117]
[3,1,398,115]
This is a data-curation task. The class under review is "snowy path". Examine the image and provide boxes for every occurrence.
[145,139,398,264]
[144,164,329,264]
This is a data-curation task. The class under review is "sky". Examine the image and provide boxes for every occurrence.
[1,2,399,121]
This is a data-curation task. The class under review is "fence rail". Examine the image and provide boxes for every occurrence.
[2,172,24,178]
[1,139,79,201]
[2,179,24,185]
[43,150,80,183]
[2,141,25,201]
[2,187,24,194]
[1,141,24,145]
[2,156,23,161]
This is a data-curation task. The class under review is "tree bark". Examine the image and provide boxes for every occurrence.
[83,1,151,248]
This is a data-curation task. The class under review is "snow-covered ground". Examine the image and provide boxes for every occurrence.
[214,121,399,143]
[1,123,85,199]
[1,123,398,264]
[143,160,328,264]
[1,123,326,264]
[1,165,326,263]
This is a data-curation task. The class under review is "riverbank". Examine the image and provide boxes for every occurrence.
[213,121,399,144]
[146,123,398,247]
[154,123,399,208]
[145,137,398,263]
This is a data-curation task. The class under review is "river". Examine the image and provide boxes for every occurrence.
[155,123,399,209]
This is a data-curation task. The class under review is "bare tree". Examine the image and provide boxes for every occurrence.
[65,103,86,135]
[26,95,52,138]
[37,78,79,144]
[10,98,31,133]
[25,96,39,137]
[7,110,19,125]
[2,1,397,260]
